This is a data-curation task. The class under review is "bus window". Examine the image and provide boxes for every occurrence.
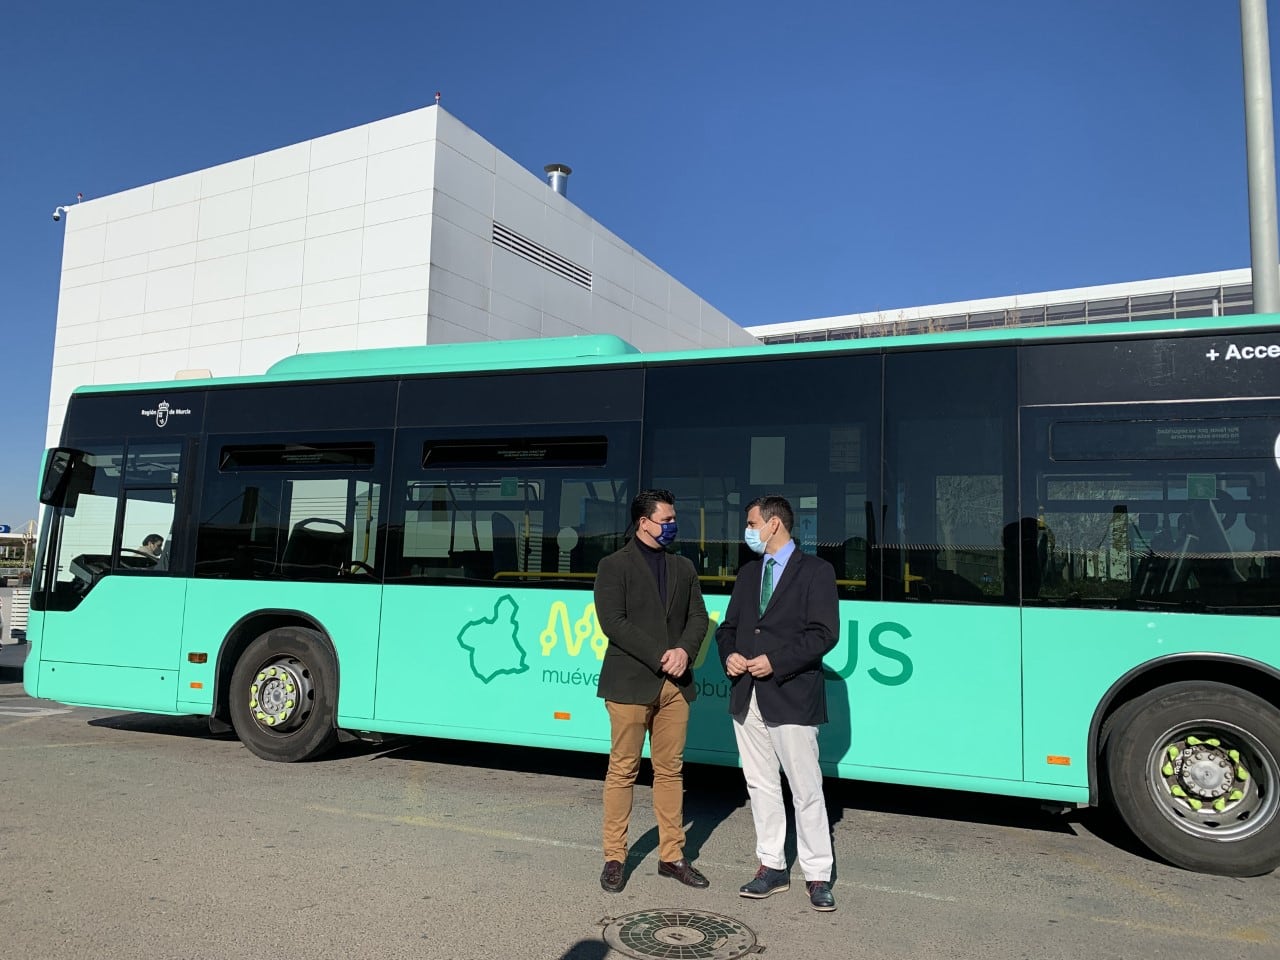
[386,427,636,585]
[882,347,1018,604]
[118,443,182,573]
[194,436,387,581]
[643,353,881,597]
[400,479,546,580]
[281,478,381,578]
[1022,405,1280,613]
[119,495,173,572]
[33,442,185,608]
[36,445,123,610]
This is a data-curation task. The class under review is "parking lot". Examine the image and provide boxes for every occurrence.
[1,665,1277,960]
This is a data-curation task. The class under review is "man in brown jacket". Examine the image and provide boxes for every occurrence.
[593,489,710,893]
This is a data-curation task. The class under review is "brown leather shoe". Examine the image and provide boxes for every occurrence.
[658,858,710,888]
[600,859,625,893]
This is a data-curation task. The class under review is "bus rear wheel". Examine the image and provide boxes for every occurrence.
[229,627,338,762]
[1105,681,1280,876]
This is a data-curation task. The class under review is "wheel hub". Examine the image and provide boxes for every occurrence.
[1180,748,1235,798]
[1161,735,1251,814]
[248,659,312,733]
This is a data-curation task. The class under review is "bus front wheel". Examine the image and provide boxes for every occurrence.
[229,627,339,762]
[1105,681,1280,876]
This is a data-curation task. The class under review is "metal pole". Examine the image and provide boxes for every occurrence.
[1241,0,1280,313]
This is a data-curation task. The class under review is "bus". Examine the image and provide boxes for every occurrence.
[25,314,1280,877]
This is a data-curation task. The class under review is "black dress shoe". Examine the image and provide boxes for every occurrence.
[600,859,625,893]
[806,880,836,912]
[658,858,710,888]
[740,865,789,898]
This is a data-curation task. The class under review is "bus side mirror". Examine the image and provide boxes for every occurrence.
[39,448,88,507]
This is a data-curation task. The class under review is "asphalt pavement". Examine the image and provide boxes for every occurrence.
[1,675,1278,960]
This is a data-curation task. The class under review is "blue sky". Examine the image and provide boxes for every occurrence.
[0,1,1267,525]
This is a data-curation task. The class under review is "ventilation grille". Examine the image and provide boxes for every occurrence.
[492,221,592,290]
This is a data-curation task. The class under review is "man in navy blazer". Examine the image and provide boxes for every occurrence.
[716,495,839,911]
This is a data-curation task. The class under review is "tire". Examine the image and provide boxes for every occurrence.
[229,626,339,762]
[1104,681,1280,876]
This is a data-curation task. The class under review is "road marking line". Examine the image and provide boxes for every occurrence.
[310,803,754,871]
[0,740,104,751]
[851,882,957,903]
[306,803,600,853]
[1057,847,1262,940]
[0,706,72,718]
[307,803,963,904]
[1227,927,1275,945]
[1090,915,1274,945]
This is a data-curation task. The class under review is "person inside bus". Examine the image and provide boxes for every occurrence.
[139,534,166,569]
[593,489,710,894]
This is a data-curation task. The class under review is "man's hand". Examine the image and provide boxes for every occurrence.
[724,652,748,677]
[745,654,773,679]
[659,647,690,677]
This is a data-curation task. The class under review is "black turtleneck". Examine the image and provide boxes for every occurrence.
[637,538,668,606]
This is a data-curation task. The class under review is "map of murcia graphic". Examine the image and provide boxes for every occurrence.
[457,595,529,683]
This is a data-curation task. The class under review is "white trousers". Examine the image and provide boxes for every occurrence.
[732,689,833,882]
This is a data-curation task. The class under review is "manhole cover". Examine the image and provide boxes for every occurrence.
[601,909,760,959]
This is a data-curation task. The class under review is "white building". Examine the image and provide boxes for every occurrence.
[47,105,758,446]
[747,268,1258,343]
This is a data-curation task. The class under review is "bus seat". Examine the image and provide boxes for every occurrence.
[281,517,351,579]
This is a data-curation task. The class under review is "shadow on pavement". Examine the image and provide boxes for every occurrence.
[78,710,1094,851]
[557,939,609,959]
[89,713,231,740]
[824,775,1079,836]
[373,735,1084,843]
[1069,804,1157,863]
[376,736,748,873]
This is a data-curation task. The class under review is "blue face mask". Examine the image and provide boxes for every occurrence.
[654,521,678,547]
[743,523,771,555]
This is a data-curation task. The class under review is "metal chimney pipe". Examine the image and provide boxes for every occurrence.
[544,163,572,198]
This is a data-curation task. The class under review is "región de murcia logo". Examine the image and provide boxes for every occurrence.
[139,401,193,428]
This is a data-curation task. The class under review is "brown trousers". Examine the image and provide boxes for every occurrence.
[602,679,690,863]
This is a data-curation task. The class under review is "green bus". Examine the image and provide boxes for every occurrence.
[26,314,1280,876]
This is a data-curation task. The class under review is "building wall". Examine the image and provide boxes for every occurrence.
[48,105,756,446]
[428,110,752,353]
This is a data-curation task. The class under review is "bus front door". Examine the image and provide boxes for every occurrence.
[31,443,186,712]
